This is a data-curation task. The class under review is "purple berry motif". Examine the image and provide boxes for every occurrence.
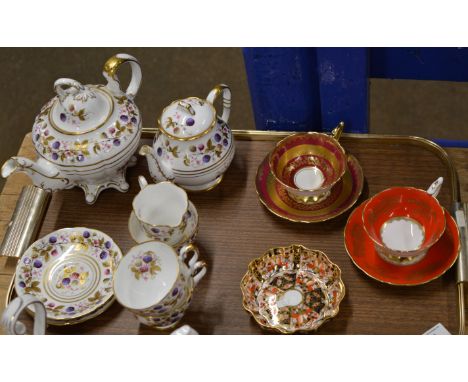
[198,144,205,151]
[34,134,40,141]
[33,260,42,268]
[47,302,55,308]
[151,227,160,234]
[77,154,84,162]
[214,133,221,142]
[172,288,179,296]
[19,281,26,288]
[51,249,58,256]
[120,115,128,122]
[60,113,66,122]
[202,154,211,163]
[143,255,153,263]
[105,241,112,249]
[104,268,110,275]
[44,130,49,137]
[153,305,163,310]
[49,236,57,244]
[83,231,90,238]
[131,116,137,124]
[109,127,116,134]
[62,277,71,286]
[66,306,75,313]
[52,153,59,160]
[23,257,31,265]
[186,117,195,126]
[100,251,108,260]
[113,139,121,146]
[52,141,60,149]
[157,147,163,156]
[223,138,228,147]
[171,311,179,317]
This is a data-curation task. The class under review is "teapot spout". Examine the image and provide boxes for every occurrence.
[139,145,174,182]
[1,157,70,192]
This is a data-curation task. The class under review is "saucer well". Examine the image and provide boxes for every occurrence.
[129,201,199,246]
[241,244,345,334]
[14,227,122,325]
[255,154,364,223]
[344,201,460,286]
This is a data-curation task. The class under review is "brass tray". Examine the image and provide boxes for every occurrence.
[2,129,463,334]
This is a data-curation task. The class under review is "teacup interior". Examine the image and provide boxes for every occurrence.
[363,187,445,251]
[270,133,346,190]
[134,182,188,227]
[114,241,179,310]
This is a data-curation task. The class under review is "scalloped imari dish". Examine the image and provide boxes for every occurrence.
[15,227,122,325]
[256,154,363,223]
[241,245,345,333]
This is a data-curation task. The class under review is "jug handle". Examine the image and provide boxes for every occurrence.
[426,177,444,198]
[103,53,142,99]
[206,84,231,124]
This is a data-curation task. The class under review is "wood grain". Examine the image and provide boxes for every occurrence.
[0,133,467,335]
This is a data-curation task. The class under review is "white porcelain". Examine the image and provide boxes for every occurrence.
[1,53,143,204]
[170,324,199,335]
[113,241,206,329]
[140,84,235,192]
[14,227,122,325]
[131,176,199,247]
[1,295,46,335]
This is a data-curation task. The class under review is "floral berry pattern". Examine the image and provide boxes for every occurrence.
[33,89,139,164]
[156,121,230,169]
[129,251,161,281]
[15,228,122,320]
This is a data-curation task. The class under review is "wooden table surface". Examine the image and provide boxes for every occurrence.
[0,132,467,334]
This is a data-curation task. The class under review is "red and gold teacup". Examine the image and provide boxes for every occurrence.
[362,178,446,265]
[269,123,347,204]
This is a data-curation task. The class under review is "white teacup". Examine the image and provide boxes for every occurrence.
[132,176,198,247]
[113,241,206,329]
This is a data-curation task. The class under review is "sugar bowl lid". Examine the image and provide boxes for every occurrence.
[159,97,216,141]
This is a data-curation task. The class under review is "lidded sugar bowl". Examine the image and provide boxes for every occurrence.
[140,84,235,191]
[1,53,142,204]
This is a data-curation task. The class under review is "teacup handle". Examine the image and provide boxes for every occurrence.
[138,175,148,190]
[427,177,443,198]
[1,295,46,335]
[178,243,207,286]
[206,84,231,124]
[331,121,345,141]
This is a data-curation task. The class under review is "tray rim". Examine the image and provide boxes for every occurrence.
[3,128,462,333]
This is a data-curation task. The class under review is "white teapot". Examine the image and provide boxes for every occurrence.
[140,85,235,191]
[1,53,142,204]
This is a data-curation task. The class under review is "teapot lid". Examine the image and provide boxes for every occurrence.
[50,79,113,135]
[159,97,216,140]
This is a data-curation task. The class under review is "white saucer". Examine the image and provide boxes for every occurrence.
[129,201,198,247]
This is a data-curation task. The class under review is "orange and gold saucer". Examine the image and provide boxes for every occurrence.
[344,200,460,286]
[255,154,364,223]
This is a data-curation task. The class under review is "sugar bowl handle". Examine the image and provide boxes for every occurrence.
[206,84,231,124]
[103,53,142,99]
[178,243,207,286]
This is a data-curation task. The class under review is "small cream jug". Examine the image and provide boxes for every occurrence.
[140,84,235,192]
[130,176,198,247]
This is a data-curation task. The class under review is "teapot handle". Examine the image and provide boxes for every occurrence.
[103,53,142,99]
[206,84,231,124]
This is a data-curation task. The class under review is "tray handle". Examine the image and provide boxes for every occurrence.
[0,186,51,258]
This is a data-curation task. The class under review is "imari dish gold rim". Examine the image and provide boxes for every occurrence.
[14,227,122,325]
[255,153,364,223]
[240,244,345,334]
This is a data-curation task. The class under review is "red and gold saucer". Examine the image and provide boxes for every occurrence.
[344,200,460,286]
[255,154,364,223]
